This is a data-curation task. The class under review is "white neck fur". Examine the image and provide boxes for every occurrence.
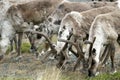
[117,0,120,8]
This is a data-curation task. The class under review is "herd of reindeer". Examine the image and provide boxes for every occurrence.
[0,0,120,77]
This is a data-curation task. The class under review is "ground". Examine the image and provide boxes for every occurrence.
[0,41,120,80]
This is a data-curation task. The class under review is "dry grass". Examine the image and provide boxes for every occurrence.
[37,66,61,80]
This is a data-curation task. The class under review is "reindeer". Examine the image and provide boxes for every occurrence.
[0,0,63,60]
[84,6,120,76]
[31,0,117,59]
[56,6,118,69]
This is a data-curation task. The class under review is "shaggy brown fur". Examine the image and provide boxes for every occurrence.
[5,0,62,58]
[7,0,62,25]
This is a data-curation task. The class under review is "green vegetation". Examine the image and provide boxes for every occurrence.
[60,72,120,80]
[6,42,31,54]
[21,42,31,53]
[87,72,120,80]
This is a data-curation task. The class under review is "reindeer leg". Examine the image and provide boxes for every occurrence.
[56,52,65,68]
[110,43,116,74]
[100,44,109,67]
[102,51,110,67]
[28,33,37,54]
[16,32,23,60]
[14,34,18,53]
[27,33,34,53]
[10,34,17,54]
[10,39,14,52]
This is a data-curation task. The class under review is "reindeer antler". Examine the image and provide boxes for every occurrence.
[25,30,56,52]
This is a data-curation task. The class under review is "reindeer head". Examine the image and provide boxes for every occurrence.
[56,20,73,54]
[84,27,108,77]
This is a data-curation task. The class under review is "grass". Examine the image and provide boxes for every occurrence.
[6,42,31,54]
[87,72,120,80]
[37,66,61,80]
[1,71,120,80]
[21,42,31,53]
[60,72,120,80]
[3,36,120,80]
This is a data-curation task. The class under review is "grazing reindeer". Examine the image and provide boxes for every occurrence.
[0,0,62,60]
[32,0,117,59]
[84,5,120,76]
[56,6,117,69]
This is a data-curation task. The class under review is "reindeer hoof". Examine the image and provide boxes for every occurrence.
[0,55,4,61]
